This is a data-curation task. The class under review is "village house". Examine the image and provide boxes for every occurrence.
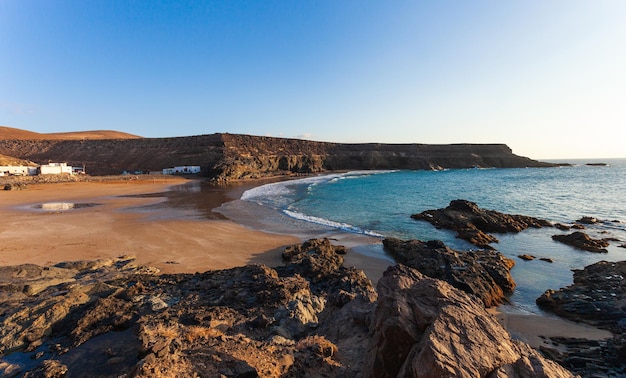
[39,162,73,175]
[0,166,38,176]
[162,166,201,175]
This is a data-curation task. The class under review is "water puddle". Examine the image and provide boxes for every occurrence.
[33,202,101,211]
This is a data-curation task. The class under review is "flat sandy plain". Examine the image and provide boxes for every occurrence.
[0,177,612,349]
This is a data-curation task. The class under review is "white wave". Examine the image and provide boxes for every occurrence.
[240,170,396,202]
[283,209,384,238]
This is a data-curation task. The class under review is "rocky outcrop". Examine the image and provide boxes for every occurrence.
[539,336,626,377]
[1,239,581,377]
[0,241,377,377]
[536,261,626,376]
[0,133,557,178]
[551,231,610,253]
[412,200,553,249]
[536,260,626,333]
[363,264,574,378]
[382,238,515,307]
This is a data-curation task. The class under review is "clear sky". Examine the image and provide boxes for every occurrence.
[1,1,625,159]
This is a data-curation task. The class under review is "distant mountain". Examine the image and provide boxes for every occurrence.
[0,126,142,140]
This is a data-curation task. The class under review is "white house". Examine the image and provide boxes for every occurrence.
[162,166,201,175]
[0,166,38,176]
[39,162,73,175]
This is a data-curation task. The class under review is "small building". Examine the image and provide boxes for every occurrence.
[0,166,38,176]
[72,166,86,175]
[162,166,201,175]
[39,162,73,175]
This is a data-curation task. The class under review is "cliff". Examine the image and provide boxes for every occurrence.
[0,133,554,179]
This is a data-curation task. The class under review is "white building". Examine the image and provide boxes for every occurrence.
[162,166,201,175]
[39,162,73,175]
[0,166,38,176]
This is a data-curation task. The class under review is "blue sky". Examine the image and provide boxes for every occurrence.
[1,1,625,159]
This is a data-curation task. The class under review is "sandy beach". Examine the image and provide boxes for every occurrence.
[0,177,613,350]
[0,178,303,274]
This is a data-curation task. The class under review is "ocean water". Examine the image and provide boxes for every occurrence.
[217,159,626,314]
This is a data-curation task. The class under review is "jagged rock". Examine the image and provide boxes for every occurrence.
[540,336,626,377]
[518,254,536,261]
[363,265,574,378]
[537,260,626,333]
[577,216,600,224]
[382,238,515,307]
[540,258,554,263]
[0,240,377,377]
[551,231,609,253]
[412,200,552,248]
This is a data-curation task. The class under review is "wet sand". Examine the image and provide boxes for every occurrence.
[0,178,300,274]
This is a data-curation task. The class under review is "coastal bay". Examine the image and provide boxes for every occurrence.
[1,171,622,375]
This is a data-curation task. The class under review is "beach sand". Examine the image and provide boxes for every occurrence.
[0,178,301,274]
[0,177,613,349]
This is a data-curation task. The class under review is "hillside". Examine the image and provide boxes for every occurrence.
[0,126,141,140]
[0,153,37,167]
[0,132,556,179]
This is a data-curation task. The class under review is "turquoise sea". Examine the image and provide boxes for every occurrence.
[217,159,626,315]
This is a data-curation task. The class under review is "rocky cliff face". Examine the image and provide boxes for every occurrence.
[0,133,554,179]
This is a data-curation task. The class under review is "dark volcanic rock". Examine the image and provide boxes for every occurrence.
[518,254,536,261]
[551,231,609,253]
[412,199,552,248]
[577,216,600,224]
[540,336,626,377]
[0,241,378,377]
[0,133,558,178]
[382,238,516,307]
[537,260,626,333]
[537,261,626,376]
[363,265,574,378]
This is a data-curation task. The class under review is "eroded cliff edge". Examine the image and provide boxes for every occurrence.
[0,133,555,179]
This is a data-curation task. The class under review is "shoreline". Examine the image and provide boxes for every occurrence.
[0,177,300,274]
[0,175,614,350]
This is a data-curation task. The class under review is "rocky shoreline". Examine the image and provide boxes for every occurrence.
[1,239,578,377]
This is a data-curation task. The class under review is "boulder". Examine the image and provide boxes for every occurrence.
[412,200,552,248]
[577,216,599,224]
[383,238,515,307]
[363,265,574,377]
[537,260,626,333]
[518,254,536,261]
[537,261,626,376]
[551,231,609,253]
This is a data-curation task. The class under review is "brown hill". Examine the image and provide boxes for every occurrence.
[0,153,37,166]
[0,126,141,140]
[0,132,557,179]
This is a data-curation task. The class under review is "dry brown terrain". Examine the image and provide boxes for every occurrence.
[0,125,141,140]
[0,153,36,166]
